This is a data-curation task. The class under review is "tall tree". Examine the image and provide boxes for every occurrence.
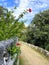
[25,9,49,51]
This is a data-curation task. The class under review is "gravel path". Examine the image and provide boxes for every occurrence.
[20,43,49,65]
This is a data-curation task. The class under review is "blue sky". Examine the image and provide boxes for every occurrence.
[0,0,49,26]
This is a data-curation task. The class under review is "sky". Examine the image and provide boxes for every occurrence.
[0,0,49,26]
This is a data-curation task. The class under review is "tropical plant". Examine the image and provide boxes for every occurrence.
[0,6,28,40]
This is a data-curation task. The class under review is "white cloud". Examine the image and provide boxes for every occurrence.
[13,0,29,18]
[11,0,48,19]
[14,0,19,4]
[30,0,48,8]
[1,0,5,1]
[40,3,47,8]
[7,7,14,11]
[24,23,29,27]
[7,0,49,26]
[34,3,47,9]
[39,0,49,3]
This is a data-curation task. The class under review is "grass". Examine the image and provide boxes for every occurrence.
[19,56,24,65]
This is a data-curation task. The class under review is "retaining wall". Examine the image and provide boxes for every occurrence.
[23,42,49,59]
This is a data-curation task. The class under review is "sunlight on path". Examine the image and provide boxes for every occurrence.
[20,42,49,65]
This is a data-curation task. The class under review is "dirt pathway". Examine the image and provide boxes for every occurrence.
[20,42,49,65]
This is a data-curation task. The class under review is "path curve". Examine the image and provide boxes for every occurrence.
[20,42,49,65]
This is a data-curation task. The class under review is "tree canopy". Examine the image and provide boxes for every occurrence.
[23,9,49,51]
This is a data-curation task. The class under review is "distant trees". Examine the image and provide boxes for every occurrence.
[23,9,49,51]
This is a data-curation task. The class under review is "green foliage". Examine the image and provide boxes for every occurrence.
[23,9,49,51]
[0,6,26,41]
[7,45,21,56]
[45,44,49,51]
[7,45,16,56]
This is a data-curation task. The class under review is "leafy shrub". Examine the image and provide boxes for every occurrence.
[7,45,21,56]
[45,44,49,51]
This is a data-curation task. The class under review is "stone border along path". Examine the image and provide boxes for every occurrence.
[19,41,49,65]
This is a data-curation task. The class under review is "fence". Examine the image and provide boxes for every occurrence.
[0,37,19,65]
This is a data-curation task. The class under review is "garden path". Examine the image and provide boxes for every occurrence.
[20,42,49,65]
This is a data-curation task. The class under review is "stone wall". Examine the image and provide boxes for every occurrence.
[24,42,49,59]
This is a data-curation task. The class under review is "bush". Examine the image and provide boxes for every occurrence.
[45,44,49,51]
[7,45,21,57]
